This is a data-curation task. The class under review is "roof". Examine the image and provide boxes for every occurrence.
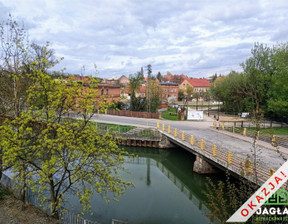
[158,81,178,86]
[182,78,211,87]
[68,76,91,83]
[144,77,159,82]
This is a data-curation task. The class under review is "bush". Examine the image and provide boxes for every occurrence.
[0,185,10,200]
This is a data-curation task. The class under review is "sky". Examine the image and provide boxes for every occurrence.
[0,0,288,78]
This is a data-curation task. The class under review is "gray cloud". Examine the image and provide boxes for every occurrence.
[1,0,288,77]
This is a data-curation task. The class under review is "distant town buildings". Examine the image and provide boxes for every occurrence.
[65,73,211,107]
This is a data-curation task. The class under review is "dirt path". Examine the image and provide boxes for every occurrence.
[0,195,59,224]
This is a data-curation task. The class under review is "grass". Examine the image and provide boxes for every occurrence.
[247,127,288,135]
[95,122,135,133]
[226,127,288,135]
[162,107,178,121]
[139,129,156,137]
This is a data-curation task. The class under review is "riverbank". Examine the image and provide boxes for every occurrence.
[0,190,59,224]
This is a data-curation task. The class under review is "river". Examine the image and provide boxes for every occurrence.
[65,147,225,224]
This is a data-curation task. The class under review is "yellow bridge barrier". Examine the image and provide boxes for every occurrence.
[162,123,165,131]
[168,125,171,134]
[190,136,194,145]
[200,139,204,150]
[182,131,185,141]
[174,128,177,137]
[243,128,246,136]
[213,145,216,157]
[245,159,252,174]
[222,123,225,130]
[228,152,231,164]
[270,168,275,177]
[272,135,276,146]
[157,122,159,129]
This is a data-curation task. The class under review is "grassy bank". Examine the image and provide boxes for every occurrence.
[226,127,288,135]
[162,107,178,121]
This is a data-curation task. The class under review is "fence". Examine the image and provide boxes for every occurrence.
[107,110,160,119]
[0,173,101,224]
[156,122,276,186]
[221,120,288,129]
[217,122,288,149]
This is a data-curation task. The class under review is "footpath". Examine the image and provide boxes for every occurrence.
[211,127,288,155]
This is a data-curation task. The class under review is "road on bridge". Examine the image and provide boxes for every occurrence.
[90,114,286,170]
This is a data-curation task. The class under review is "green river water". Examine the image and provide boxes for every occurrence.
[67,147,225,224]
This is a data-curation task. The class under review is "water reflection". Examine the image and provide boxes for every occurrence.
[66,147,222,224]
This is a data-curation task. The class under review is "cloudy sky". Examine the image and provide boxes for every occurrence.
[1,0,287,78]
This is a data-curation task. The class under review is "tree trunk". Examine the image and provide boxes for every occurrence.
[20,166,26,203]
[49,177,59,220]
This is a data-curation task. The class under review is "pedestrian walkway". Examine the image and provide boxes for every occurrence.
[210,127,288,155]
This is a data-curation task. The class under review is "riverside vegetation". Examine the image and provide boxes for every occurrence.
[0,15,133,220]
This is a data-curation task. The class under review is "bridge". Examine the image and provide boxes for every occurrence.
[76,113,287,186]
[156,121,277,186]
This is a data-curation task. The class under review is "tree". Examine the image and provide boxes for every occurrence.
[129,72,143,111]
[0,14,32,119]
[178,89,185,101]
[146,80,162,113]
[268,43,288,122]
[167,95,177,105]
[240,43,273,121]
[209,72,248,114]
[0,48,132,220]
[185,85,194,99]
[208,73,218,83]
[156,72,162,82]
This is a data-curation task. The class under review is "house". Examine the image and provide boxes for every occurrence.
[118,75,130,86]
[102,76,119,85]
[67,76,121,102]
[158,81,178,100]
[162,74,185,84]
[179,76,210,92]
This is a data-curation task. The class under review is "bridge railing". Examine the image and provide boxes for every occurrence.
[157,122,275,185]
[216,123,288,149]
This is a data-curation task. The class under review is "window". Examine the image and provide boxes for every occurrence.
[106,89,108,95]
[101,89,104,95]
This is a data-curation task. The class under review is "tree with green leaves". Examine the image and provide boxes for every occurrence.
[156,72,162,82]
[0,45,132,220]
[185,85,194,99]
[178,89,185,101]
[129,72,143,111]
[268,43,288,122]
[240,43,273,121]
[146,80,162,113]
